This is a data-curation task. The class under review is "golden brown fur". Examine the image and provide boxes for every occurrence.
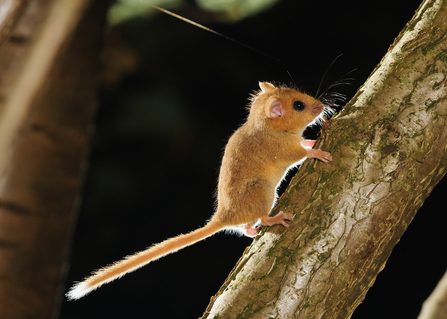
[66,82,332,300]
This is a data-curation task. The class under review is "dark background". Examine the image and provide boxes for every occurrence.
[60,0,447,318]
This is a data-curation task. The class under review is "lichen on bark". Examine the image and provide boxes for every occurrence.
[202,0,447,318]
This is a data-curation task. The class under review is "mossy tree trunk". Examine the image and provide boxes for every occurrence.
[202,0,447,318]
[0,0,106,318]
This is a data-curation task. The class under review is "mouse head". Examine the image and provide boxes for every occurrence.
[249,82,324,134]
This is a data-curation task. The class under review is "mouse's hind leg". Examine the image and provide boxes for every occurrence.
[244,225,260,237]
[261,211,294,228]
[243,211,294,237]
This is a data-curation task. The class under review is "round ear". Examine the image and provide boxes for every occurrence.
[265,96,284,118]
[259,82,276,93]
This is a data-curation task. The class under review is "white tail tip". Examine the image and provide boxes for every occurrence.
[66,282,92,300]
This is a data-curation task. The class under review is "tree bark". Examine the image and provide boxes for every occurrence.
[0,0,33,47]
[0,0,91,170]
[202,0,447,318]
[0,0,50,116]
[0,0,106,318]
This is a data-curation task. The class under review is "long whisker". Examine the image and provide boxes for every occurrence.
[317,68,357,100]
[315,54,343,98]
[154,6,280,64]
[153,5,296,85]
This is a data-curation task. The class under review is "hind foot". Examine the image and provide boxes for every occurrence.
[261,211,294,228]
[244,225,260,237]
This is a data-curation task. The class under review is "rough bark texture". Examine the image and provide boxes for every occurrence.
[202,0,447,318]
[0,0,105,318]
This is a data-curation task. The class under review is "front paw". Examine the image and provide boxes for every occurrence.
[307,149,332,163]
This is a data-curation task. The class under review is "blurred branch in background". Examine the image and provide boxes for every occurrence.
[0,0,106,318]
[0,0,90,170]
[0,0,33,46]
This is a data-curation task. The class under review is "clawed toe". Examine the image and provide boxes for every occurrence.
[261,211,294,228]
[281,220,290,228]
[308,149,332,163]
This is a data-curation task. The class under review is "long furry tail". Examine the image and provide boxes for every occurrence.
[66,221,222,300]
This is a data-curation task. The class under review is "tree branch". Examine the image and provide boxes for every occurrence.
[0,0,91,172]
[0,0,106,317]
[202,0,447,317]
[0,0,33,47]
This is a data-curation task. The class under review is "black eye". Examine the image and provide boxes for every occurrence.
[293,100,305,111]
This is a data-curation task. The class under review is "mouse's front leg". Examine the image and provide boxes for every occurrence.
[302,140,333,163]
[301,139,316,148]
[307,149,332,163]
